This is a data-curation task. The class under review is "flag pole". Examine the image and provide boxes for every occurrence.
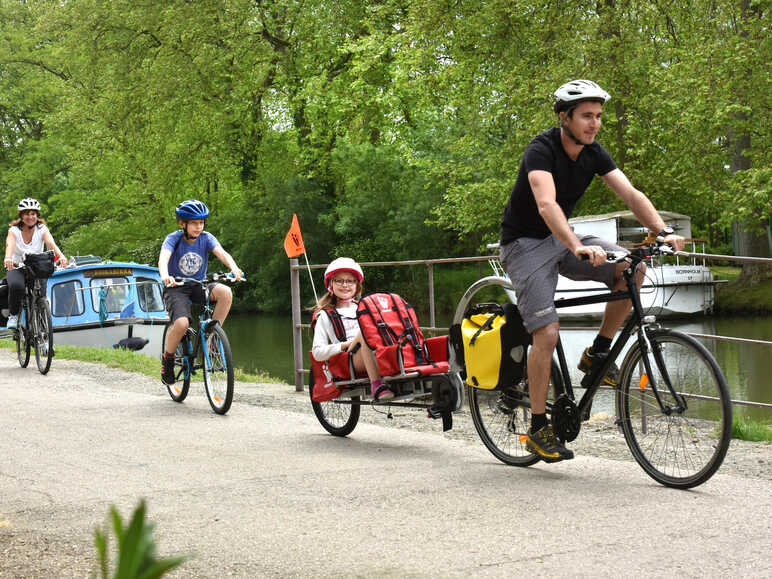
[303,252,319,303]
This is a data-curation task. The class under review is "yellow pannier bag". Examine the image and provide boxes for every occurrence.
[460,302,531,390]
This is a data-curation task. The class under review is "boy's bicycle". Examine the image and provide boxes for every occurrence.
[161,273,242,415]
[13,251,55,375]
[455,242,732,489]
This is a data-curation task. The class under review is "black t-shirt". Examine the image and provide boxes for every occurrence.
[501,127,617,243]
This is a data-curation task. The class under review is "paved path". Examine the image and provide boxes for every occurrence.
[0,352,770,578]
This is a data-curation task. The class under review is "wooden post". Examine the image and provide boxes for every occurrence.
[290,258,304,391]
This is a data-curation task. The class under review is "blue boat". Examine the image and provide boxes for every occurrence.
[45,256,169,356]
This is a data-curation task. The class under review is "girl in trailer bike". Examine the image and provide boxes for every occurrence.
[3,198,67,330]
[311,257,393,401]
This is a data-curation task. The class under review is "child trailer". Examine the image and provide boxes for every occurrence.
[309,292,464,435]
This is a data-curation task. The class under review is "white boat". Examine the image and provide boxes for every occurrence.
[45,256,169,356]
[489,211,720,319]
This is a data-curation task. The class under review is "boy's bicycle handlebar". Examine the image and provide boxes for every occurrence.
[170,272,246,286]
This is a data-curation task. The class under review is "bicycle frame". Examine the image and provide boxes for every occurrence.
[550,251,685,419]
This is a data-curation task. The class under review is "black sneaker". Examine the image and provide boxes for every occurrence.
[524,424,574,462]
[161,352,176,385]
[578,347,619,387]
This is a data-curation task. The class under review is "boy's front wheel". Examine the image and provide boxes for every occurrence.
[203,324,234,415]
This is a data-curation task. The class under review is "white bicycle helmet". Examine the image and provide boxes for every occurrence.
[324,257,364,288]
[553,80,610,113]
[17,197,41,212]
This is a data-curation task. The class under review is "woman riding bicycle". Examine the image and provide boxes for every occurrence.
[158,199,243,386]
[3,198,67,330]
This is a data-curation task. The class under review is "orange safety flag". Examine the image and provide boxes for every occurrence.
[283,213,306,258]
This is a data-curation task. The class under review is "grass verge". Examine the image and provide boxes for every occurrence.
[732,416,772,443]
[0,339,280,383]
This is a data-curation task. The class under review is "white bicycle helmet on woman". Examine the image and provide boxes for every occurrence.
[553,80,610,113]
[17,198,41,213]
[324,257,364,291]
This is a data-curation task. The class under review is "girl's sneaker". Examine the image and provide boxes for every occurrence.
[371,380,394,401]
[6,314,18,330]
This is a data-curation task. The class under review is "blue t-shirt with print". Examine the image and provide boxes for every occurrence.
[162,230,220,281]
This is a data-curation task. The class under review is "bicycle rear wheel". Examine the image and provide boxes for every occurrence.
[468,358,562,466]
[310,374,360,436]
[616,329,732,489]
[162,324,191,403]
[202,324,234,415]
[16,307,31,368]
[34,297,53,374]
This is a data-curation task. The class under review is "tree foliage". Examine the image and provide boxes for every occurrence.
[1,0,768,310]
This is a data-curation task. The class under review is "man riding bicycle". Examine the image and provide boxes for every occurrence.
[499,80,685,462]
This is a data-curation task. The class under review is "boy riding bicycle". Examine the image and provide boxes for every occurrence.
[159,199,243,386]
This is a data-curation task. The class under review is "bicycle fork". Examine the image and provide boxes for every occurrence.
[634,324,687,415]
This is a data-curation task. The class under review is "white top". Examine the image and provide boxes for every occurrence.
[311,303,359,362]
[9,224,48,263]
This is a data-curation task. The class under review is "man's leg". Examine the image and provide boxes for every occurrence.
[528,322,559,415]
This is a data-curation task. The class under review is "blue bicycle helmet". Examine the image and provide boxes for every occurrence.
[175,199,210,220]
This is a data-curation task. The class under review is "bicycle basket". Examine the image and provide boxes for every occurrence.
[24,252,55,279]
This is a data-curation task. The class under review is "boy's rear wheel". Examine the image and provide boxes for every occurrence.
[162,324,191,403]
[203,325,234,415]
[310,374,360,436]
[34,298,53,375]
[468,358,562,466]
[616,329,732,489]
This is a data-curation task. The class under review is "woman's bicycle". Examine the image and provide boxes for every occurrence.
[13,251,55,375]
[161,273,242,415]
[455,242,732,489]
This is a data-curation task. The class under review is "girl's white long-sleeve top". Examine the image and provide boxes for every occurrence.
[311,303,359,362]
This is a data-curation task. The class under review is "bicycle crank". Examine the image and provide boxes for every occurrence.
[552,395,581,442]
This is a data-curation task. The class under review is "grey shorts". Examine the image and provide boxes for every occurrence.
[499,235,624,333]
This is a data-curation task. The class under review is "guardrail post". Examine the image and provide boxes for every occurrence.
[290,258,304,392]
[427,263,436,329]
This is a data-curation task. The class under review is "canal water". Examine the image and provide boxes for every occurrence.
[225,313,771,422]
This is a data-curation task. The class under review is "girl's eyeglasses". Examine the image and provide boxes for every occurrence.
[332,279,357,286]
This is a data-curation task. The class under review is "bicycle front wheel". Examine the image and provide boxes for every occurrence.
[202,324,234,415]
[162,324,191,403]
[616,329,732,489]
[16,308,31,368]
[468,358,562,466]
[34,297,54,374]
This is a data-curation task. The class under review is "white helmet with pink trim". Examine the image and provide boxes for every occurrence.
[324,257,364,289]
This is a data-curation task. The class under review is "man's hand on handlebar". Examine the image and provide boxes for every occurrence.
[660,233,686,252]
[575,244,608,267]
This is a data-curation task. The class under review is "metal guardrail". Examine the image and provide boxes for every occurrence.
[289,252,771,412]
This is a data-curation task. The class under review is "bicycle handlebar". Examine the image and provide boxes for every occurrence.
[171,272,246,286]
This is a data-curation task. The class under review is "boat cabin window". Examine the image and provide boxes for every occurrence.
[51,280,85,317]
[136,277,164,312]
[90,277,130,313]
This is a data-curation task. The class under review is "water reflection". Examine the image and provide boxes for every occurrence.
[225,313,771,421]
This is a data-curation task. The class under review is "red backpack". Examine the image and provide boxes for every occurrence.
[356,293,449,377]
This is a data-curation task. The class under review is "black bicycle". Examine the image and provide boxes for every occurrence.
[457,243,732,489]
[13,251,55,375]
[161,273,241,415]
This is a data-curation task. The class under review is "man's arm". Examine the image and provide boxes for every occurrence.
[212,246,243,280]
[529,170,607,266]
[601,169,685,251]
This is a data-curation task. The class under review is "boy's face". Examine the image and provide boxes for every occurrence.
[179,219,205,239]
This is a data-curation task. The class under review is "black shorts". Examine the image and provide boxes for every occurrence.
[163,283,217,323]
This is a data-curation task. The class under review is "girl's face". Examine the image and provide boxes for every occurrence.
[330,274,359,301]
